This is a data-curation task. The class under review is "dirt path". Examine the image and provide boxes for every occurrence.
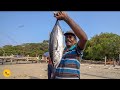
[0,63,120,79]
[80,63,120,79]
[0,63,48,79]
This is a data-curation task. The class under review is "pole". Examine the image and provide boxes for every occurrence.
[119,54,120,65]
[104,56,106,66]
[113,58,115,67]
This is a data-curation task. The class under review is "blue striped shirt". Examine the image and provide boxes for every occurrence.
[55,44,83,79]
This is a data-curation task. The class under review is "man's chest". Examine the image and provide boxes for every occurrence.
[62,49,80,60]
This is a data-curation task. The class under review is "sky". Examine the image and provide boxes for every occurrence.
[0,11,120,47]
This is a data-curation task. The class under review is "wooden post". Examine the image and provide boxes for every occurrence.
[26,56,28,63]
[10,58,13,64]
[119,54,120,65]
[104,56,107,66]
[113,58,115,67]
[2,59,4,65]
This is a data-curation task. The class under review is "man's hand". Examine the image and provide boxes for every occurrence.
[54,11,69,21]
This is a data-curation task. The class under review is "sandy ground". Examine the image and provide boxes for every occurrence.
[0,62,120,79]
[80,63,120,79]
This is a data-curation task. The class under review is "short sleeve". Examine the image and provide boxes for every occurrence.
[76,44,83,58]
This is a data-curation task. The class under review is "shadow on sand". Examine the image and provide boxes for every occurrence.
[29,76,41,79]
[81,73,114,79]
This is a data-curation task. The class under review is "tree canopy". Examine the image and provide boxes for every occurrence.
[0,32,120,61]
[83,32,120,61]
[0,40,49,57]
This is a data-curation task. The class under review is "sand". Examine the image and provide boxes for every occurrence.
[0,62,120,79]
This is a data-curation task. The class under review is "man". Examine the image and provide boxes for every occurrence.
[43,52,53,79]
[47,56,54,79]
[52,11,88,79]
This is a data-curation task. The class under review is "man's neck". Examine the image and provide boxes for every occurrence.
[66,46,71,49]
[66,44,76,49]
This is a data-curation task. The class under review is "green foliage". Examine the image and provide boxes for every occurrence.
[1,32,120,61]
[0,40,49,58]
[83,32,120,61]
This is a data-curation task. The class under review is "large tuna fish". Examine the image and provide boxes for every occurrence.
[49,20,64,68]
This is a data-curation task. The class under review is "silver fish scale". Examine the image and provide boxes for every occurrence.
[49,20,64,68]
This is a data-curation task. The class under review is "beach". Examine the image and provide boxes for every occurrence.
[0,62,120,79]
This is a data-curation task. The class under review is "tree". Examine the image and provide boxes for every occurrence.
[0,40,49,58]
[83,32,120,61]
